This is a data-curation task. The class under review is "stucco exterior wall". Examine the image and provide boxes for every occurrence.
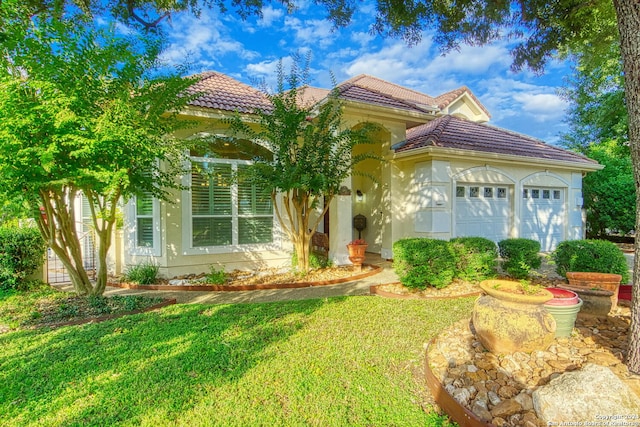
[383,156,585,256]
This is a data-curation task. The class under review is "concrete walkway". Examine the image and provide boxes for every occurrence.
[54,255,400,305]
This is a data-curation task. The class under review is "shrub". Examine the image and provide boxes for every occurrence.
[552,239,630,283]
[206,266,227,285]
[0,226,46,290]
[292,251,332,271]
[450,237,498,282]
[498,238,541,279]
[124,261,159,285]
[393,238,457,289]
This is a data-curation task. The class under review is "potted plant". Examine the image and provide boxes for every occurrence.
[347,239,368,271]
[544,288,583,338]
[565,272,622,310]
[472,279,556,354]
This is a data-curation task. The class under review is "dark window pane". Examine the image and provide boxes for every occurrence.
[192,218,232,247]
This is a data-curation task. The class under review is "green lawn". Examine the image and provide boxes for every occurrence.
[0,292,474,426]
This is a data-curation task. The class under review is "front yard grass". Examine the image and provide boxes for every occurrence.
[0,290,474,426]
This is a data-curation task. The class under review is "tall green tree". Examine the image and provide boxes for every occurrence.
[561,44,627,152]
[581,141,635,237]
[560,45,634,238]
[227,62,379,273]
[0,11,194,295]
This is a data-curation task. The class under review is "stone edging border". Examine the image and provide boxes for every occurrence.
[424,337,494,427]
[35,298,177,329]
[109,265,382,292]
[369,284,482,300]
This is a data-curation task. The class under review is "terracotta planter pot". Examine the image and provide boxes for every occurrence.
[472,280,556,354]
[347,243,368,271]
[566,271,622,309]
[559,283,614,316]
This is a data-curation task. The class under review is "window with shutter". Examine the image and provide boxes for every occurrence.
[135,193,154,247]
[188,139,274,249]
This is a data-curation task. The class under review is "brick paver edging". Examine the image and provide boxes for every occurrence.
[109,265,382,292]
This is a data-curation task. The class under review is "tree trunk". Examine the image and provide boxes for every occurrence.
[36,187,95,295]
[613,0,640,374]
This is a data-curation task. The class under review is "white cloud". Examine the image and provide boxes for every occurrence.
[284,16,336,49]
[512,93,568,122]
[159,9,259,72]
[259,6,284,27]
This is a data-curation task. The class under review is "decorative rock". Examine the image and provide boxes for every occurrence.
[492,417,507,427]
[533,364,640,424]
[490,399,523,418]
[587,351,621,366]
[498,385,518,399]
[471,400,492,422]
[514,391,534,411]
[488,390,501,406]
[547,359,577,370]
[451,387,472,406]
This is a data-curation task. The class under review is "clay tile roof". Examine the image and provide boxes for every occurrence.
[296,86,331,108]
[336,75,437,113]
[396,116,597,165]
[434,86,491,118]
[186,72,272,113]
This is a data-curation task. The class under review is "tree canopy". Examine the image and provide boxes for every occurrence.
[226,61,380,272]
[0,11,195,295]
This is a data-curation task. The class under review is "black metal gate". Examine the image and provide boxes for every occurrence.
[47,230,96,284]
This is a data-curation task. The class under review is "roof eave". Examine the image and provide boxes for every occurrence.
[391,146,603,171]
[341,99,437,121]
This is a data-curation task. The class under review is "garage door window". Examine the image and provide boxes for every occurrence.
[497,187,507,198]
[484,187,493,198]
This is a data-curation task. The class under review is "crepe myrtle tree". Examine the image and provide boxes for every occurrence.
[226,61,380,273]
[0,16,195,295]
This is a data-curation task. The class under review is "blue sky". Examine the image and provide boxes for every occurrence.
[157,2,574,145]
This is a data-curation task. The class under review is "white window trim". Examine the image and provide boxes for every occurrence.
[126,196,162,257]
[182,156,281,255]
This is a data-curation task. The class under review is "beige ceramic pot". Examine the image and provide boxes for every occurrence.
[472,280,556,354]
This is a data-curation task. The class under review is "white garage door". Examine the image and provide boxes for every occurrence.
[455,185,511,243]
[521,187,565,252]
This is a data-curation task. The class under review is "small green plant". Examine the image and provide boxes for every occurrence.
[552,239,630,282]
[519,279,544,295]
[206,266,227,285]
[124,261,159,285]
[88,295,112,314]
[292,251,332,271]
[498,238,541,279]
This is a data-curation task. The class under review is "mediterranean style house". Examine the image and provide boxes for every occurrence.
[119,72,600,277]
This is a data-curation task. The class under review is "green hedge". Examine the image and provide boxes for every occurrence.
[498,238,541,279]
[552,239,630,283]
[450,237,498,282]
[0,226,46,290]
[392,238,457,289]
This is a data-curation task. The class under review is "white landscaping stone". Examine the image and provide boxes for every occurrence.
[533,363,640,424]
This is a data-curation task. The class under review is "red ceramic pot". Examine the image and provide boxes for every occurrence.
[545,287,580,306]
[619,285,632,301]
